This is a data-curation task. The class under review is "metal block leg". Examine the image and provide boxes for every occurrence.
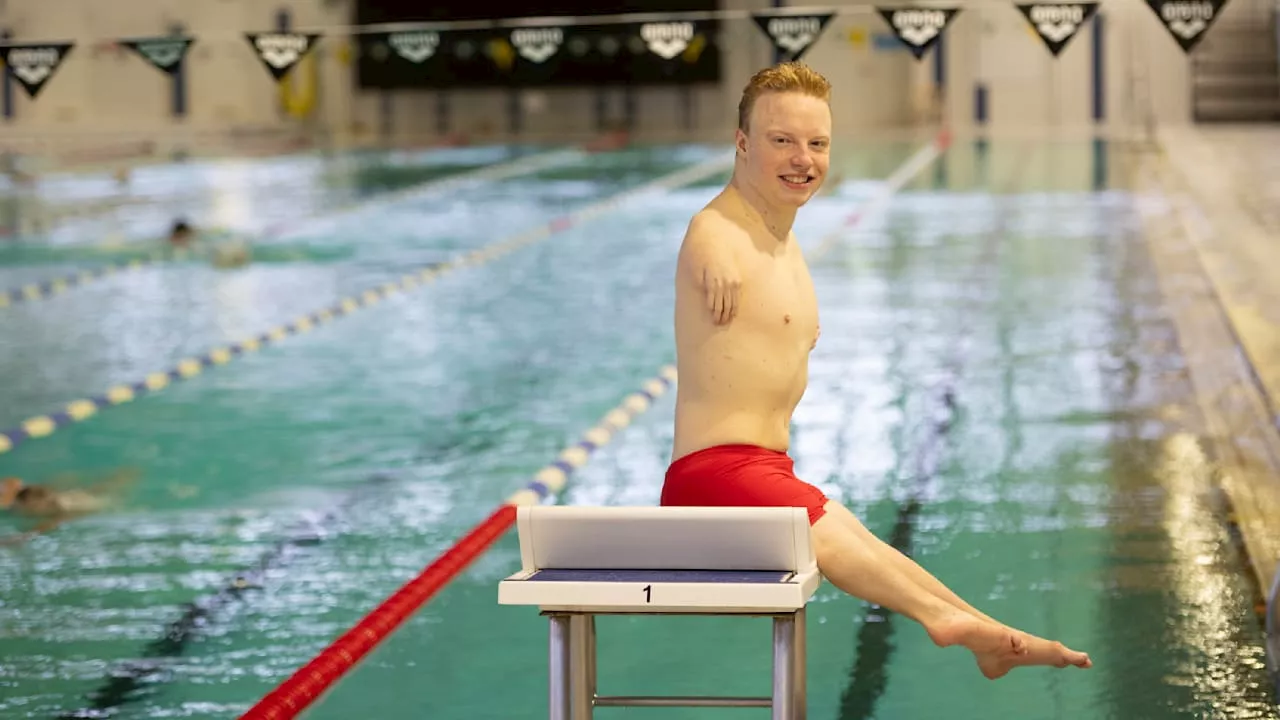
[549,614,571,720]
[586,615,597,706]
[570,614,594,719]
[771,614,796,720]
[794,609,807,719]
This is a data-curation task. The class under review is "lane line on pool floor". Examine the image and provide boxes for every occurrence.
[0,145,591,312]
[837,141,1037,720]
[0,152,734,458]
[59,473,400,720]
[239,135,949,720]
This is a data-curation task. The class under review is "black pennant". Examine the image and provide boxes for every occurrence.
[243,32,321,80]
[750,12,835,62]
[874,7,962,60]
[118,36,194,75]
[1016,3,1100,56]
[0,42,74,99]
[1144,0,1230,53]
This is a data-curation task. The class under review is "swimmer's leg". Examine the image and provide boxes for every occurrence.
[818,500,1091,676]
[823,500,1006,626]
[808,503,1022,660]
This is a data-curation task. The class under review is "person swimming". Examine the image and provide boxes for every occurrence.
[1,476,112,517]
[166,219,252,268]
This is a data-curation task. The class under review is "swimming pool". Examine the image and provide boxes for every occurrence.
[0,137,1274,719]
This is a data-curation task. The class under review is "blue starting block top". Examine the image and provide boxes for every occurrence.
[526,569,793,584]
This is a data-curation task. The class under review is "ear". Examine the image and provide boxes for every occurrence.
[734,128,748,156]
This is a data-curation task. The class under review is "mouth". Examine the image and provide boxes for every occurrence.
[779,174,815,190]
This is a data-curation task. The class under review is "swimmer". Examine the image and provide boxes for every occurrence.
[1,476,110,516]
[662,61,1091,679]
[0,469,137,544]
[167,219,252,268]
[168,219,196,248]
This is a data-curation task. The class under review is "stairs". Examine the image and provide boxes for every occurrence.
[1191,4,1280,122]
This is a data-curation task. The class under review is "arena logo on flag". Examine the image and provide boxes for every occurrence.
[875,7,961,60]
[1145,0,1229,52]
[640,22,694,60]
[119,37,194,74]
[1015,3,1100,56]
[244,32,321,80]
[0,42,74,98]
[388,31,439,63]
[511,27,564,64]
[751,12,835,61]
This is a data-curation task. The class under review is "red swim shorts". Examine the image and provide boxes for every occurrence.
[661,444,830,525]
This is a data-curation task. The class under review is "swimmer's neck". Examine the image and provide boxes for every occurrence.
[727,174,795,243]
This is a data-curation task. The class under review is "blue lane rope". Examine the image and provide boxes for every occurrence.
[0,153,733,458]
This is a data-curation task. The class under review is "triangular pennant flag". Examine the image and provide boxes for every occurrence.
[0,42,74,99]
[750,12,836,62]
[875,7,962,60]
[244,32,321,80]
[118,36,194,75]
[1144,0,1230,53]
[1016,3,1100,56]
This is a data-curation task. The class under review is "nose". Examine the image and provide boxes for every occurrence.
[790,146,813,169]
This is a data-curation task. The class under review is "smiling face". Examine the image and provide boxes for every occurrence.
[735,90,831,209]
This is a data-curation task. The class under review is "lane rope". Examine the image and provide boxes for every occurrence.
[0,146,590,311]
[237,366,679,720]
[0,152,733,458]
[237,134,948,720]
[259,145,590,238]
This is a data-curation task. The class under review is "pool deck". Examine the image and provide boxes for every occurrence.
[1138,124,1280,619]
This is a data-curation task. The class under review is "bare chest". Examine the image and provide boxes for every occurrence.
[738,249,818,343]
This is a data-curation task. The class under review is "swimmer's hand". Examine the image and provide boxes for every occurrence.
[701,259,740,325]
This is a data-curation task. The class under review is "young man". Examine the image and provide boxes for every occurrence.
[662,62,1091,678]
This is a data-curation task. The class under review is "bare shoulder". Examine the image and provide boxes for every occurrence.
[678,203,747,268]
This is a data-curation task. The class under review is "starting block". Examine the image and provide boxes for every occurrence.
[498,505,821,719]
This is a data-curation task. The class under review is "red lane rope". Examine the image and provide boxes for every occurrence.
[239,504,517,720]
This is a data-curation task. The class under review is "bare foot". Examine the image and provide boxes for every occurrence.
[976,633,1092,680]
[926,609,1025,657]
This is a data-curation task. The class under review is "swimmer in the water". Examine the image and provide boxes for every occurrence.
[168,219,196,248]
[0,469,138,543]
[167,219,252,268]
[1,476,111,516]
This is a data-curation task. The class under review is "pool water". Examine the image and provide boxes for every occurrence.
[0,137,1274,719]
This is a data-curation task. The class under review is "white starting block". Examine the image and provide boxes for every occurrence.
[498,505,822,719]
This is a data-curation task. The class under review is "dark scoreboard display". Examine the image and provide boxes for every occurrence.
[352,1,721,88]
